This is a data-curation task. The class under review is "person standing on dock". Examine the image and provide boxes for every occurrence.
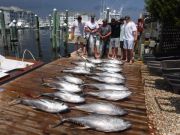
[98,19,112,58]
[71,15,86,54]
[124,16,137,64]
[110,18,120,59]
[119,17,125,60]
[84,15,99,57]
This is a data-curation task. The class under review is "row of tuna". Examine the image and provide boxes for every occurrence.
[13,57,132,133]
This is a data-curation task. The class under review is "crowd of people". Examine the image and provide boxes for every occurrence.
[71,15,138,64]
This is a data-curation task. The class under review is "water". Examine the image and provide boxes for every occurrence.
[0,29,75,63]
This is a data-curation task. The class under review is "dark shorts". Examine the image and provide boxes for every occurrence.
[120,41,124,49]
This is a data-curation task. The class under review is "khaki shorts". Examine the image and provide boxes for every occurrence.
[74,36,86,44]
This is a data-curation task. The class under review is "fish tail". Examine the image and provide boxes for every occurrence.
[52,118,65,128]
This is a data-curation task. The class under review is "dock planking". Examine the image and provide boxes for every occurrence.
[0,57,151,135]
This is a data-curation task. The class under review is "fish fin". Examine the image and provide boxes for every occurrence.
[8,98,21,106]
[51,119,65,128]
[76,125,90,130]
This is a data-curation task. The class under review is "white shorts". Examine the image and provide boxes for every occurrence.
[110,38,120,48]
[123,40,134,49]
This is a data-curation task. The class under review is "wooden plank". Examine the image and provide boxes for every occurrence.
[0,57,151,135]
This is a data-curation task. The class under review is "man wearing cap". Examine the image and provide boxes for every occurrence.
[71,15,86,54]
[98,19,112,58]
[84,15,99,57]
[124,16,137,64]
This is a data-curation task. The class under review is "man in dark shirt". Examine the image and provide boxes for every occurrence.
[98,19,112,58]
[110,18,120,59]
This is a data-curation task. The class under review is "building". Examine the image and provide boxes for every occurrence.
[0,6,35,28]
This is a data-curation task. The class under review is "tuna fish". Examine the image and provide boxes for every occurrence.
[54,114,131,132]
[99,63,121,68]
[16,98,68,113]
[72,102,127,115]
[96,67,122,73]
[62,69,91,75]
[87,90,132,101]
[42,78,82,93]
[93,72,125,80]
[86,58,103,64]
[87,76,124,84]
[56,75,84,85]
[83,83,129,91]
[71,61,96,68]
[41,91,85,103]
[103,59,123,65]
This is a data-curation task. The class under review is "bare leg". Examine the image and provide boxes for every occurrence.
[125,49,128,62]
[75,42,78,53]
[129,49,134,64]
[115,47,118,59]
[112,47,115,58]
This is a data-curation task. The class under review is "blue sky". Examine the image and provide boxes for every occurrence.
[0,0,145,20]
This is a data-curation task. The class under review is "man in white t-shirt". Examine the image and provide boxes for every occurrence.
[71,15,85,54]
[84,15,99,57]
[123,16,137,64]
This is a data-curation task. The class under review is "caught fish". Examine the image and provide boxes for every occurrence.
[15,98,68,113]
[86,58,103,64]
[93,72,125,80]
[83,83,129,91]
[72,102,127,116]
[103,59,123,65]
[72,61,96,68]
[54,114,131,132]
[62,69,91,75]
[87,90,132,101]
[96,67,122,73]
[42,78,82,93]
[99,63,121,68]
[87,76,124,84]
[56,75,84,85]
[40,91,85,103]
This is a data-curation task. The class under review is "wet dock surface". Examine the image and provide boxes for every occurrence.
[0,57,150,135]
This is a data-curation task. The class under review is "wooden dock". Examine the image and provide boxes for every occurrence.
[0,56,151,135]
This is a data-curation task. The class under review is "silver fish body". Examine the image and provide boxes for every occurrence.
[86,58,103,64]
[56,75,84,85]
[103,59,123,65]
[41,91,85,103]
[20,99,68,113]
[87,90,132,101]
[83,83,129,91]
[43,80,82,93]
[96,67,122,73]
[72,102,126,115]
[87,76,124,84]
[94,72,125,80]
[99,63,121,68]
[63,69,91,75]
[57,114,131,132]
[72,61,96,68]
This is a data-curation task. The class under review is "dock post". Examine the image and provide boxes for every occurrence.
[35,14,40,41]
[52,8,57,49]
[9,20,18,42]
[64,10,69,56]
[106,7,110,22]
[49,14,52,40]
[56,12,60,50]
[0,10,8,49]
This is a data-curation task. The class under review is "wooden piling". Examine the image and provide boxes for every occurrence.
[52,8,57,50]
[9,20,18,42]
[106,7,110,22]
[0,10,8,48]
[34,14,40,41]
[49,14,52,40]
[64,10,69,56]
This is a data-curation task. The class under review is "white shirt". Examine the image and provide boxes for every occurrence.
[124,21,137,41]
[85,21,99,36]
[72,21,85,36]
[120,24,125,41]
